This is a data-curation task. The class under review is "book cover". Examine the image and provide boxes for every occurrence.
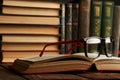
[114,0,120,5]
[101,0,114,38]
[0,15,60,25]
[2,6,60,16]
[78,0,91,52]
[1,34,59,43]
[2,43,58,51]
[0,24,59,35]
[3,0,61,9]
[112,5,120,56]
[89,0,103,53]
[65,3,72,53]
[72,2,79,53]
[60,4,65,54]
[0,35,3,62]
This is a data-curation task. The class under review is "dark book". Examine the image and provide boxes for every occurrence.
[0,35,2,62]
[72,3,79,53]
[112,5,120,56]
[65,3,72,53]
[60,4,65,54]
[114,0,120,5]
[78,0,91,52]
[101,0,114,38]
[89,0,103,53]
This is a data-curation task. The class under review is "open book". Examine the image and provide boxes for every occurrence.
[11,53,120,74]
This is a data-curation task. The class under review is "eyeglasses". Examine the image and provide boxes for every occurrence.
[83,36,114,58]
[40,37,114,59]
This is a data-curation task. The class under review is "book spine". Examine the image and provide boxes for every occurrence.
[60,3,65,54]
[65,3,72,53]
[101,0,114,38]
[89,0,102,37]
[72,3,79,53]
[0,0,2,14]
[113,0,120,57]
[78,0,91,52]
[115,0,120,5]
[89,0,103,52]
[112,5,120,56]
[0,35,3,63]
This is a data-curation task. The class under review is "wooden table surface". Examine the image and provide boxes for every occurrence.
[1,64,120,80]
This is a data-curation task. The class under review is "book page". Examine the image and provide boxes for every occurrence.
[74,53,120,64]
[17,53,93,63]
[18,54,61,62]
[93,54,120,64]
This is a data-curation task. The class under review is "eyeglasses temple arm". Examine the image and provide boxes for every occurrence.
[40,40,80,57]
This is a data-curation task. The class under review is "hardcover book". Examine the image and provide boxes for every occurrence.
[1,34,59,43]
[101,0,114,38]
[78,0,91,52]
[72,3,79,53]
[60,3,65,54]
[3,0,61,9]
[65,3,72,53]
[112,5,120,56]
[0,24,59,35]
[0,15,60,25]
[2,6,60,16]
[89,0,103,53]
[10,53,120,74]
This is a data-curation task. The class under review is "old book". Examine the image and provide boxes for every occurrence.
[1,52,59,63]
[59,3,65,54]
[78,0,91,52]
[2,43,58,51]
[89,0,103,36]
[1,34,59,43]
[112,5,120,56]
[101,0,114,38]
[72,3,79,53]
[0,24,59,35]
[10,53,120,74]
[0,15,60,25]
[65,3,72,53]
[89,0,103,53]
[115,0,120,5]
[3,0,60,9]
[2,6,60,16]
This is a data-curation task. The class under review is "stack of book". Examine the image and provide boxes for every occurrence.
[0,0,61,63]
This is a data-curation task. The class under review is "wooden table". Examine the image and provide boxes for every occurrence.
[1,64,120,80]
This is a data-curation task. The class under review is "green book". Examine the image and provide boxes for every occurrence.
[101,0,114,38]
[100,0,114,55]
[89,0,103,53]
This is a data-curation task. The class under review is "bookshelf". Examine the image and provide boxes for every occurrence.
[0,0,120,63]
